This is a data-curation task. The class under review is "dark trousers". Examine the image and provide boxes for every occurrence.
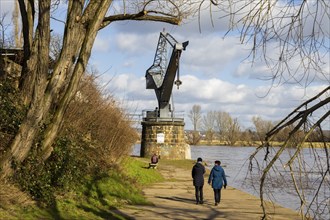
[213,188,221,203]
[195,185,203,203]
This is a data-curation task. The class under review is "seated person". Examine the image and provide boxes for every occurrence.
[151,153,159,164]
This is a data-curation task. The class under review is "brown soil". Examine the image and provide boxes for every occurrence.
[116,163,301,220]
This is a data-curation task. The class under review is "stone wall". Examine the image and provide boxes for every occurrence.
[140,120,190,159]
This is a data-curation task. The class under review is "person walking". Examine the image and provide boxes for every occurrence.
[191,157,205,204]
[208,160,227,206]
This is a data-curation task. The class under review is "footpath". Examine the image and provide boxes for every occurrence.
[116,162,301,220]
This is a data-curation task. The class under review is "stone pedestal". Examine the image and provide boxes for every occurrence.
[140,119,190,159]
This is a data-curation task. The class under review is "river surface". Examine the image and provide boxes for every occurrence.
[132,144,329,219]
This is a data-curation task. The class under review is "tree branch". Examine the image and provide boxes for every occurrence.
[266,86,330,139]
[100,11,181,29]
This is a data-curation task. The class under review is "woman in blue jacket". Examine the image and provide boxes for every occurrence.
[208,160,227,206]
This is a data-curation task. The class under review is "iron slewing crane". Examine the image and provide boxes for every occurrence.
[145,31,189,118]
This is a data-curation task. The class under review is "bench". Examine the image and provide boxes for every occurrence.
[148,163,158,169]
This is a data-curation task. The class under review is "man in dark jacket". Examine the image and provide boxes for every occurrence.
[208,160,227,206]
[192,157,206,204]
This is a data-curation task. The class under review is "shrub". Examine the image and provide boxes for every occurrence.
[0,80,26,153]
[3,73,139,207]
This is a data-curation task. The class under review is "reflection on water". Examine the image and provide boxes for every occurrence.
[132,144,329,218]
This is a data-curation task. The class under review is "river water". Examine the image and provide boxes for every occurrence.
[132,144,329,219]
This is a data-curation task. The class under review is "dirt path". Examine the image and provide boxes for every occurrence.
[117,163,301,220]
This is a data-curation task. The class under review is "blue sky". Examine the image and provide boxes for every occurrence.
[1,1,329,130]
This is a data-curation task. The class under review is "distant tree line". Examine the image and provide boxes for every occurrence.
[186,104,329,146]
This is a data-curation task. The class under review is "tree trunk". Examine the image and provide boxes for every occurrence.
[0,0,88,177]
[18,0,36,105]
[40,0,113,160]
[0,0,51,177]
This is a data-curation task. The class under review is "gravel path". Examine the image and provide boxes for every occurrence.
[116,163,301,220]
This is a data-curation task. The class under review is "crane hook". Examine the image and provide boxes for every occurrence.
[174,53,182,89]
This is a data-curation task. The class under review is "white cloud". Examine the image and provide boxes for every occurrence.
[182,36,244,75]
[177,75,247,103]
[93,36,111,52]
[102,71,329,130]
[115,33,157,54]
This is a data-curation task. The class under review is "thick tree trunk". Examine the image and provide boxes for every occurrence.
[0,0,88,177]
[0,0,114,177]
[18,0,36,105]
[0,0,51,177]
[40,0,113,160]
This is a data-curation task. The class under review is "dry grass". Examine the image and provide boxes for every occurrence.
[0,179,34,208]
[60,74,139,167]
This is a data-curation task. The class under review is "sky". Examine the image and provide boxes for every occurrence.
[1,0,329,130]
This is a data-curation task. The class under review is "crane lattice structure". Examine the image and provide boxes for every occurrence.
[145,31,188,119]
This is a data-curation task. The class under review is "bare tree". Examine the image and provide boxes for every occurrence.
[201,110,216,144]
[214,111,241,145]
[188,104,202,145]
[240,128,254,146]
[0,0,191,178]
[214,111,230,143]
[252,116,274,145]
[0,12,13,48]
[188,104,202,131]
[227,117,241,146]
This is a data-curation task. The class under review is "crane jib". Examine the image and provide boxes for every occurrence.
[145,31,188,118]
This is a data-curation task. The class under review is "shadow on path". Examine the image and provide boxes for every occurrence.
[155,196,195,204]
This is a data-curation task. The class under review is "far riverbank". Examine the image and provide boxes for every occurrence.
[195,140,327,148]
[135,140,327,148]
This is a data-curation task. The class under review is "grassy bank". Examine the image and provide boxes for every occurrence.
[0,157,164,220]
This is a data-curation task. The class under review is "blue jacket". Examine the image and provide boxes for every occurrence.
[208,165,227,189]
[192,162,205,187]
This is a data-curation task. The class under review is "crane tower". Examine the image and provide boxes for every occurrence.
[140,31,191,160]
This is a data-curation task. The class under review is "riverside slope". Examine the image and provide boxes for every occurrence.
[116,161,301,220]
